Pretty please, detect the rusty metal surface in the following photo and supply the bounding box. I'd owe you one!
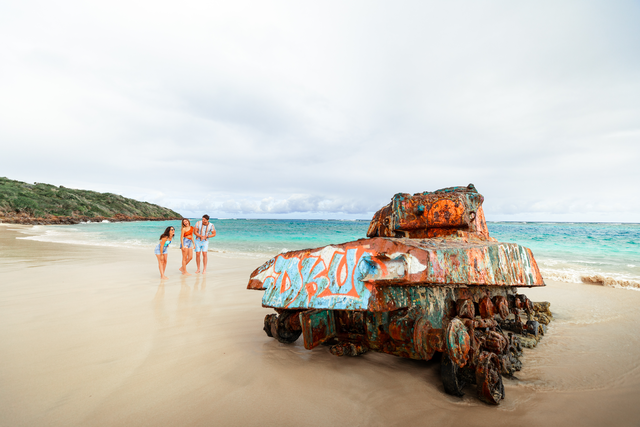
[300,309,336,350]
[476,352,504,404]
[247,184,551,405]
[367,184,492,240]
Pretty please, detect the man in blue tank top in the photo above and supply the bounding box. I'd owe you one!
[194,214,216,274]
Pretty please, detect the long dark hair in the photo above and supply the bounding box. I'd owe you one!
[160,226,175,240]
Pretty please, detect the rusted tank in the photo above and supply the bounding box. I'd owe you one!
[247,184,552,404]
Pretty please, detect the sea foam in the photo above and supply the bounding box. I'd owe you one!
[541,268,640,291]
[580,274,640,290]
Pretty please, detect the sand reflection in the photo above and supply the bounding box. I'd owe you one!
[151,275,210,328]
[152,280,168,325]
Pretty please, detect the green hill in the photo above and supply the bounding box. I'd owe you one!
[0,177,181,224]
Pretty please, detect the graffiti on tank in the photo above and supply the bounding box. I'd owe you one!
[260,246,383,309]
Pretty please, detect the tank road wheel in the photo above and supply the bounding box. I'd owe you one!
[503,341,523,376]
[441,353,466,397]
[269,311,302,344]
[445,318,470,367]
[476,351,505,405]
[263,314,276,337]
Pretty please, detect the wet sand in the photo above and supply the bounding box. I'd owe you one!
[1,225,640,426]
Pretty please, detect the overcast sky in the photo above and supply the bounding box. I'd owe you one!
[1,1,639,221]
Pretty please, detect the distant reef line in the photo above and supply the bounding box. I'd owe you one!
[0,177,182,225]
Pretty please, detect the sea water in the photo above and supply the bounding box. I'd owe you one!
[14,219,640,289]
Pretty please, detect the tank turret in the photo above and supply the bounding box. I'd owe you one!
[367,184,492,240]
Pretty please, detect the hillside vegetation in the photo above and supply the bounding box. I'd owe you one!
[0,177,181,223]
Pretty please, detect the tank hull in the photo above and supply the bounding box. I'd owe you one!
[248,236,543,312]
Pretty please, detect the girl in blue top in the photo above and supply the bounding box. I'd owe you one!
[155,226,175,279]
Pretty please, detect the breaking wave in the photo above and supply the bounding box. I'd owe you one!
[580,274,640,290]
[541,268,640,291]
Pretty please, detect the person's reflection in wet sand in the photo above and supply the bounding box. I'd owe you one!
[177,274,192,326]
[153,279,169,325]
[193,274,207,293]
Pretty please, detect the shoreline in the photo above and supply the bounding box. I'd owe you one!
[6,222,640,291]
[3,223,276,261]
[0,213,182,225]
[1,226,640,426]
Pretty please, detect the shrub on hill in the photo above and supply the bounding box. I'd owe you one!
[0,177,181,220]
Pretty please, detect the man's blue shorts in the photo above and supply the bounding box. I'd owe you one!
[195,239,209,253]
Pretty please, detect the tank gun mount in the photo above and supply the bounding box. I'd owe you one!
[367,184,492,240]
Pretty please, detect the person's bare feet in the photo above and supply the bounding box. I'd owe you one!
[202,270,206,275]
[195,269,201,274]
[179,266,185,273]
[182,271,192,276]
[161,275,168,280]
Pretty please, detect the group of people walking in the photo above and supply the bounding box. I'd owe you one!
[154,214,216,279]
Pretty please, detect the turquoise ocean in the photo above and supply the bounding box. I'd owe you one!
[16,219,640,290]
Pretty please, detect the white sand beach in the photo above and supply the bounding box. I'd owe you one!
[1,224,640,426]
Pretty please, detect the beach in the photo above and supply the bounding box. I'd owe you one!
[1,224,640,426]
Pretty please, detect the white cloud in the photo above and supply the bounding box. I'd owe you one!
[169,193,382,218]
[1,1,639,221]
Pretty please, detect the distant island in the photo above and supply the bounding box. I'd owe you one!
[0,177,182,225]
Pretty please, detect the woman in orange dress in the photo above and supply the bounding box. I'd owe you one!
[179,218,195,275]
